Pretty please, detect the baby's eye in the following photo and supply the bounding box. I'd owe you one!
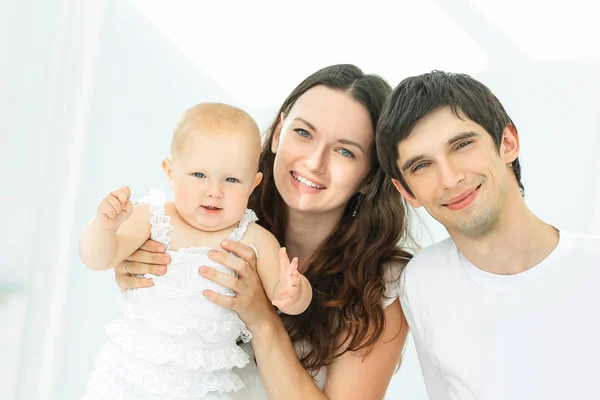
[192,172,206,178]
[225,177,239,183]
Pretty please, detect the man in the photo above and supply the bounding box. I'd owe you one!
[376,71,600,400]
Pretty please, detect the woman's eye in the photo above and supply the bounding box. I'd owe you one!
[337,148,355,158]
[295,128,311,138]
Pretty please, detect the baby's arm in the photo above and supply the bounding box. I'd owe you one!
[246,224,312,315]
[79,186,151,271]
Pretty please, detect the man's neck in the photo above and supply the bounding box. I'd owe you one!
[450,189,559,275]
[284,207,343,273]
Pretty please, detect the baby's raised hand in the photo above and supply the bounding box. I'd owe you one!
[272,247,302,309]
[96,186,133,231]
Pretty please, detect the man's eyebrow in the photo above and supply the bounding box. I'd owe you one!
[400,131,481,173]
[446,131,481,147]
[401,154,427,174]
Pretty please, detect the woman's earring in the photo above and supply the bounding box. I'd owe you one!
[352,193,365,217]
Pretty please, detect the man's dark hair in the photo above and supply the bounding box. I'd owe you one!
[376,70,524,197]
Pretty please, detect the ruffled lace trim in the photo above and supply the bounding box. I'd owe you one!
[139,190,258,252]
[87,342,246,398]
[84,350,266,400]
[105,319,250,370]
[139,188,174,250]
[121,297,252,343]
[227,209,258,242]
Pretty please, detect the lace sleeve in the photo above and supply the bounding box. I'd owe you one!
[139,188,173,250]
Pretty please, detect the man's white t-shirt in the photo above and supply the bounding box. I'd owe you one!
[400,230,600,400]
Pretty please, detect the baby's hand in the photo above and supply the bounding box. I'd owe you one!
[96,186,133,231]
[272,247,302,310]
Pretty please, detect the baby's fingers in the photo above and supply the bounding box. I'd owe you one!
[105,195,122,216]
[112,186,131,204]
[99,202,117,219]
[123,199,134,216]
[289,257,299,273]
[289,270,301,286]
[279,247,291,269]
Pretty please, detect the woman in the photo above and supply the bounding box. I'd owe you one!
[115,64,414,399]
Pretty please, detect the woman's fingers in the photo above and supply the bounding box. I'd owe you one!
[203,290,236,309]
[199,266,240,292]
[120,260,166,276]
[207,249,251,277]
[139,239,166,253]
[201,242,274,328]
[219,241,258,270]
[126,247,170,266]
[116,273,154,292]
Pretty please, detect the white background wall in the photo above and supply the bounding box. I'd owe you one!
[1,0,598,399]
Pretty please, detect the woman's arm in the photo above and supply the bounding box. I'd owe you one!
[251,309,328,399]
[201,242,408,399]
[323,299,408,400]
[201,241,327,400]
[253,299,407,400]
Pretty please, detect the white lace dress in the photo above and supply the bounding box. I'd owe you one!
[82,190,267,400]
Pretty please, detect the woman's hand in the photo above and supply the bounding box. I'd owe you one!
[114,239,170,291]
[200,240,275,329]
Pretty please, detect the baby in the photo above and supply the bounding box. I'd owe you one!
[79,103,312,399]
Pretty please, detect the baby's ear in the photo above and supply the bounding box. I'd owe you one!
[252,172,263,189]
[162,157,174,189]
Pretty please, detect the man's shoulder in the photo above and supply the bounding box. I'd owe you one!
[399,237,462,299]
[565,230,600,243]
[404,237,458,275]
[560,229,600,255]
[399,238,461,325]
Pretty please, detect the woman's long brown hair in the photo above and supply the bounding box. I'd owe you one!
[248,64,414,371]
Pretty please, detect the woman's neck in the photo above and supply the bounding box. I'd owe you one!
[284,207,343,272]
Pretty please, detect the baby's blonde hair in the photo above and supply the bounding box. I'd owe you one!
[170,102,261,167]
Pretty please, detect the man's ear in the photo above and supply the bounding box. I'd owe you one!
[391,178,422,208]
[501,123,520,165]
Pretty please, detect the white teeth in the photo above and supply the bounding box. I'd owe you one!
[292,172,324,189]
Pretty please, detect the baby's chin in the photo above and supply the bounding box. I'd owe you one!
[187,212,246,234]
